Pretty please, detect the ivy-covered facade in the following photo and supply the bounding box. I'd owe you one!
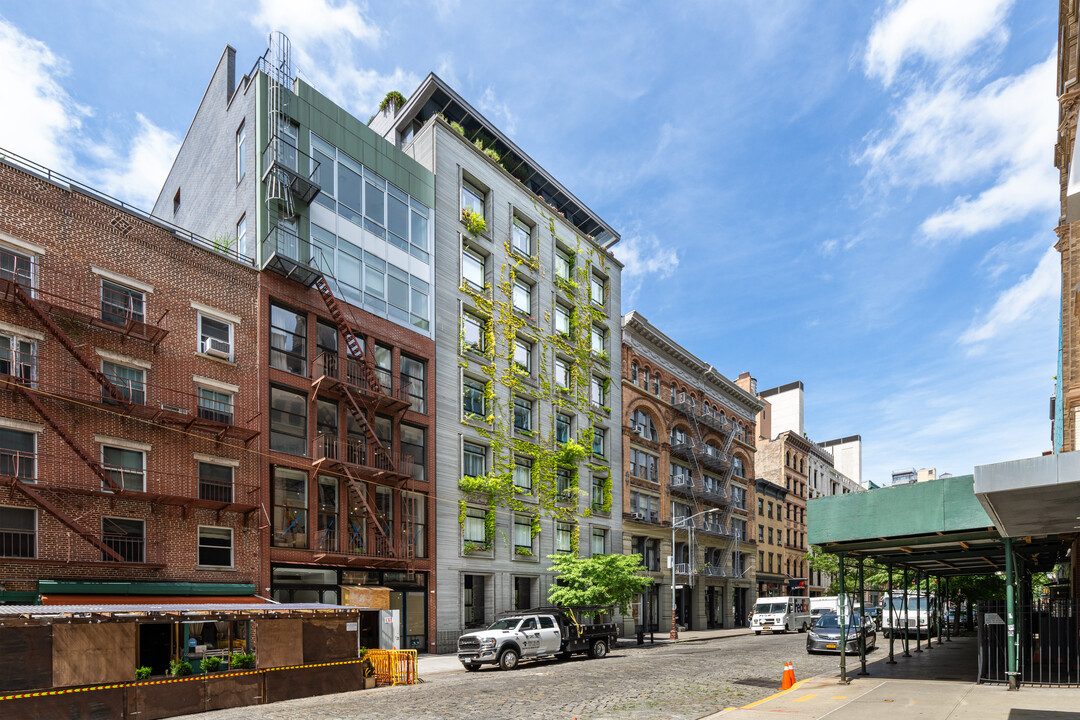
[378,76,623,647]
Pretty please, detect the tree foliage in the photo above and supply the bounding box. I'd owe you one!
[547,553,653,615]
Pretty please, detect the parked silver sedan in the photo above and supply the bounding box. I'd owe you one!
[806,613,877,654]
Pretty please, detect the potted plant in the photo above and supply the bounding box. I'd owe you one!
[228,652,254,669]
[463,541,489,555]
[169,659,192,677]
[135,666,152,681]
[515,546,534,557]
[200,656,222,674]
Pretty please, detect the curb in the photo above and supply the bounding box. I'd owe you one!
[716,676,813,715]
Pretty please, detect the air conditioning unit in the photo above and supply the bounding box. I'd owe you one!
[202,337,231,359]
[160,403,189,415]
[630,512,645,521]
[633,423,645,435]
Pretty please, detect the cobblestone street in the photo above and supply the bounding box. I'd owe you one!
[193,632,848,720]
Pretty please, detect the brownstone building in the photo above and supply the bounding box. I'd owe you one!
[620,312,762,635]
[0,153,263,606]
[751,431,809,596]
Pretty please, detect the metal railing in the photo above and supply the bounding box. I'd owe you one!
[0,527,35,558]
[262,133,322,205]
[311,352,411,405]
[313,434,413,477]
[672,401,733,435]
[101,533,146,563]
[0,148,254,264]
[198,475,234,504]
[0,448,36,480]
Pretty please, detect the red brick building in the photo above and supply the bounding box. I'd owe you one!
[0,155,263,605]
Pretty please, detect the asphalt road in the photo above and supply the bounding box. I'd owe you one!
[192,631,854,720]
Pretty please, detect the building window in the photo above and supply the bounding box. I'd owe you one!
[462,246,485,290]
[198,462,233,503]
[102,446,145,492]
[629,491,660,523]
[406,491,427,558]
[630,361,638,383]
[512,277,532,316]
[101,279,144,326]
[592,427,606,457]
[102,517,144,562]
[269,385,307,455]
[591,376,606,407]
[629,448,658,482]
[198,526,233,567]
[272,466,307,548]
[236,215,247,259]
[514,515,533,553]
[0,247,34,288]
[463,376,487,418]
[199,313,233,360]
[555,412,572,444]
[513,338,532,373]
[758,524,764,542]
[630,409,657,441]
[0,335,36,385]
[513,397,532,433]
[102,360,145,405]
[554,357,571,389]
[512,216,531,255]
[513,457,533,492]
[758,498,764,514]
[554,303,571,336]
[317,475,337,552]
[556,522,573,554]
[556,467,575,499]
[401,424,426,482]
[768,527,773,545]
[768,501,774,519]
[269,303,307,375]
[731,485,747,510]
[463,442,487,479]
[463,507,489,550]
[591,528,607,556]
[0,506,34,558]
[236,121,246,182]
[401,355,426,413]
[555,247,572,280]
[461,179,485,219]
[591,474,606,510]
[462,312,486,353]
[0,427,36,480]
[197,386,234,424]
[590,274,606,307]
[591,325,605,355]
[733,455,746,478]
[371,342,393,390]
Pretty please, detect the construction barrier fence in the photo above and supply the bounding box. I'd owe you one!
[365,649,418,686]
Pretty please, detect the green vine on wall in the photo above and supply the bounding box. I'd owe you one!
[456,197,614,558]
[462,208,487,236]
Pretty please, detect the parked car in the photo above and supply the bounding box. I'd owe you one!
[862,607,882,631]
[806,613,877,654]
[456,606,618,671]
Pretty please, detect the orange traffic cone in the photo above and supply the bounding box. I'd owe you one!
[781,661,796,690]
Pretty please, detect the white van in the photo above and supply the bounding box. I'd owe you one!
[810,595,856,623]
[751,596,812,634]
[881,592,937,638]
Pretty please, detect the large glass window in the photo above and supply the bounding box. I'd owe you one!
[0,506,34,558]
[555,413,571,444]
[273,467,308,548]
[590,274,606,307]
[462,312,486,353]
[461,179,485,217]
[0,427,35,480]
[198,461,233,503]
[0,248,33,287]
[591,376,606,407]
[555,303,571,336]
[270,303,307,375]
[462,246,485,290]
[464,507,488,549]
[592,427,606,457]
[591,528,607,556]
[512,278,531,315]
[101,279,144,326]
[102,361,145,405]
[554,357,571,389]
[0,335,36,385]
[235,122,246,182]
[512,217,531,255]
[514,515,532,552]
[556,467,575,498]
[198,526,233,567]
[629,448,658,482]
[555,522,573,554]
[513,457,533,492]
[102,517,144,562]
[317,475,337,552]
[555,248,571,281]
[463,376,486,417]
[591,474,606,510]
[401,424,426,482]
[513,397,532,433]
[197,387,233,424]
[463,442,486,478]
[270,385,307,455]
[102,446,144,492]
[591,325,605,355]
[406,492,427,558]
[513,339,531,373]
[630,409,657,441]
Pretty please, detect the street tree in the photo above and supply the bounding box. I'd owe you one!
[547,553,653,615]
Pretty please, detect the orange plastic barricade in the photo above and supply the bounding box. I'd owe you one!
[364,649,418,686]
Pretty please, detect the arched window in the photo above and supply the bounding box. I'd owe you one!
[631,361,638,383]
[785,452,791,467]
[732,455,746,478]
[799,458,804,473]
[642,367,649,389]
[630,408,658,442]
[703,401,710,417]
[670,383,676,403]
[671,426,690,446]
[652,376,659,395]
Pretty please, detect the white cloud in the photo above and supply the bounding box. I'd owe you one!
[960,246,1059,347]
[89,114,180,210]
[613,229,679,308]
[864,0,1014,87]
[253,0,418,118]
[478,86,517,136]
[0,16,88,169]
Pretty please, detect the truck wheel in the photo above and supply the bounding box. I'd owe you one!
[498,648,519,670]
[799,622,808,633]
[463,663,481,672]
[588,639,608,659]
[783,624,790,634]
[755,631,761,636]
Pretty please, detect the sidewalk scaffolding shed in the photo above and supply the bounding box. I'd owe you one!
[0,602,382,720]
[808,474,1076,689]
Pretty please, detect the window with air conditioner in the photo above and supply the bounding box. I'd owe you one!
[199,313,234,360]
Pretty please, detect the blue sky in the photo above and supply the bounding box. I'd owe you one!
[0,0,1060,484]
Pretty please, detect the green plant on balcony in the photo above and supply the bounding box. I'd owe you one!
[379,90,407,113]
[450,120,466,136]
[228,653,254,669]
[200,656,222,673]
[212,232,237,255]
[515,546,534,557]
[463,540,490,555]
[462,207,487,236]
[169,659,192,677]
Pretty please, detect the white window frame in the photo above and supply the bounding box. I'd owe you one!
[591,325,605,355]
[197,525,235,568]
[554,357,570,389]
[554,303,571,335]
[512,277,532,316]
[590,273,606,307]
[101,358,146,405]
[511,216,531,256]
[100,443,146,492]
[236,215,247,259]
[555,247,571,281]
[591,527,607,556]
[462,245,486,291]
[0,242,38,294]
[197,312,235,361]
[461,179,486,218]
[236,121,246,183]
[513,338,532,373]
[0,419,41,482]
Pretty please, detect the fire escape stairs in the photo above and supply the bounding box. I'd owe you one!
[341,466,413,561]
[685,405,741,577]
[11,480,125,562]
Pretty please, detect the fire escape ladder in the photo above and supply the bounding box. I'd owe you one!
[12,481,125,561]
[338,383,397,473]
[13,383,123,493]
[10,281,132,406]
[313,276,384,394]
[342,467,396,557]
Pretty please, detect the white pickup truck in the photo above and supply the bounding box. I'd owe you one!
[456,607,618,671]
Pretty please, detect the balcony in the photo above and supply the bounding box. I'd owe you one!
[672,401,733,436]
[1,352,258,443]
[312,433,413,482]
[0,451,259,514]
[669,439,731,473]
[311,351,411,413]
[623,511,663,526]
[699,520,733,539]
[700,565,733,578]
[262,133,322,205]
[668,475,729,507]
[261,224,323,287]
[0,250,169,345]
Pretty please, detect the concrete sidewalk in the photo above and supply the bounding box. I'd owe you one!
[708,635,1078,719]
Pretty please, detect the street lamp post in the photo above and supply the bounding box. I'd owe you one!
[670,506,719,640]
